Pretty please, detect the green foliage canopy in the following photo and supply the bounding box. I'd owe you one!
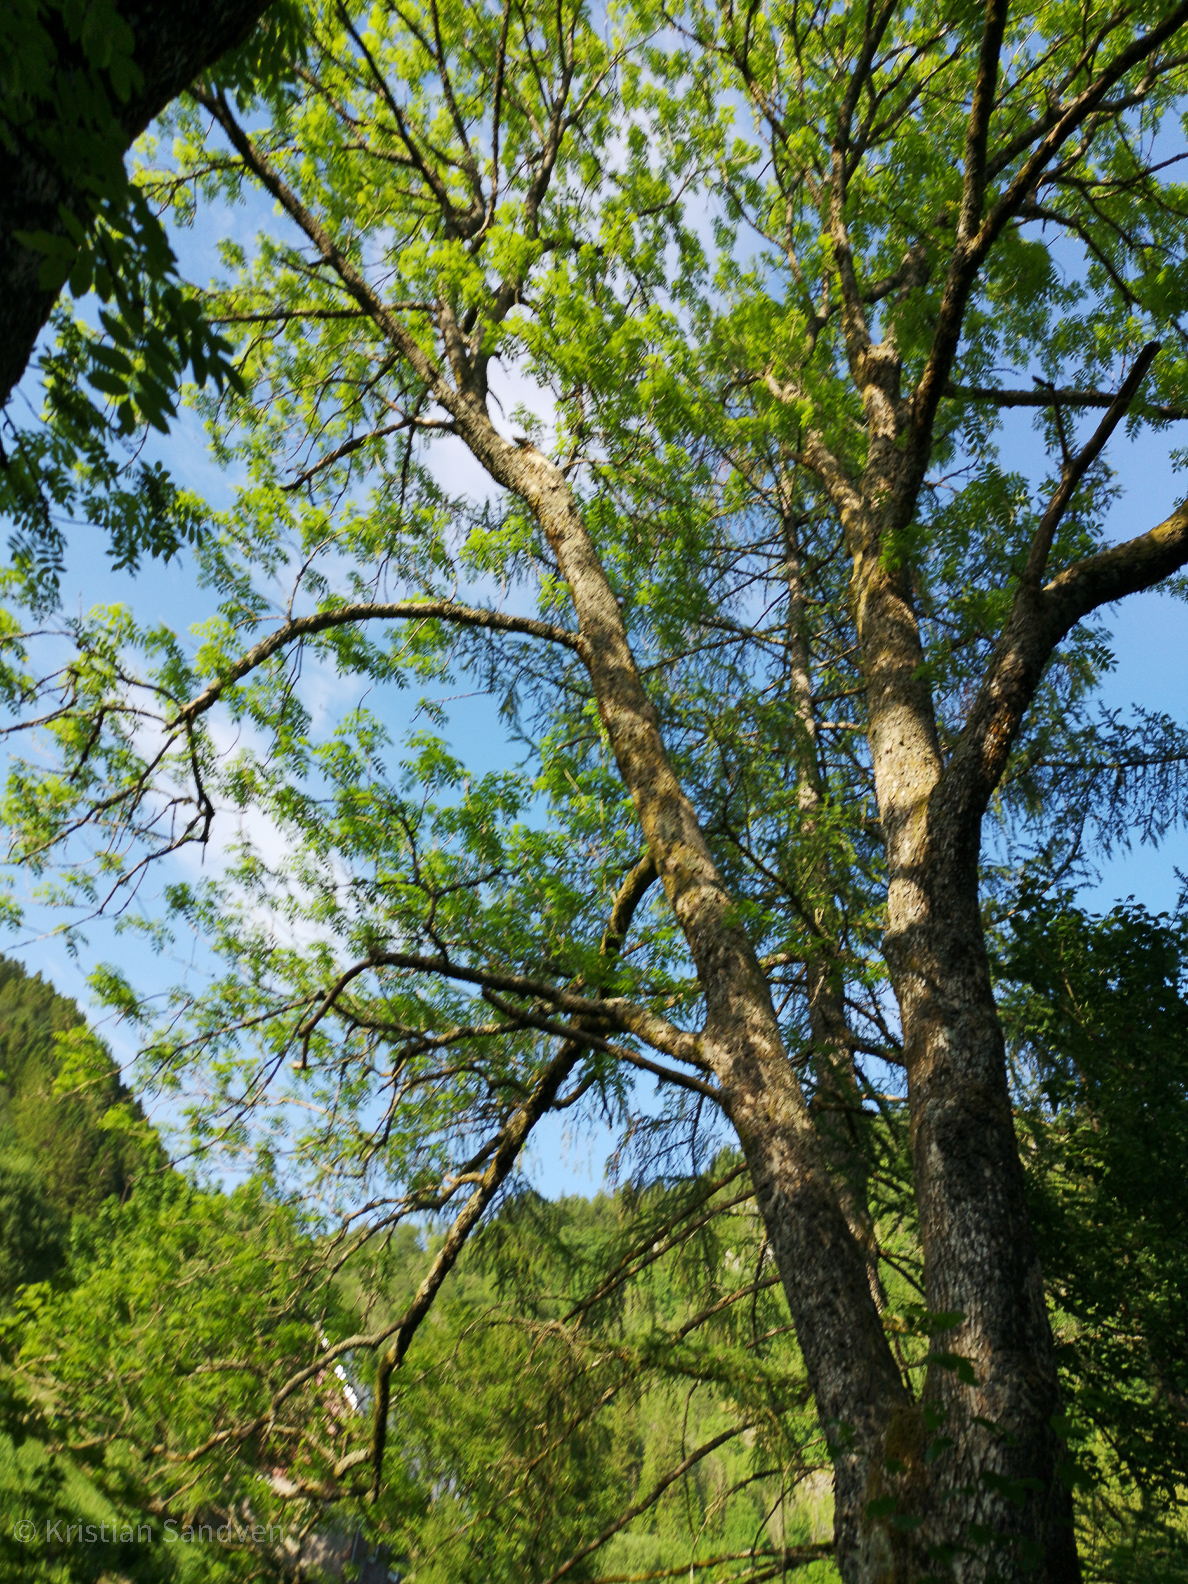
[3,0,1188,1577]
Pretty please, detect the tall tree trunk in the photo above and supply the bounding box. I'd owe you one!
[0,0,272,407]
[475,433,915,1584]
[894,835,1079,1582]
[850,497,1080,1582]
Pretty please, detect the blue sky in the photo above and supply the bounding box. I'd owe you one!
[5,172,1188,1200]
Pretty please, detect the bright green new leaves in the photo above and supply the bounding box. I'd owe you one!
[6,0,1188,1306]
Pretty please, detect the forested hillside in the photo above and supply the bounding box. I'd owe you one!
[0,950,160,1248]
[0,919,1186,1582]
[0,953,838,1584]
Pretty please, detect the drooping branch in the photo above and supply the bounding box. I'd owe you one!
[145,856,664,1492]
[175,598,585,726]
[2,596,586,894]
[362,850,659,1496]
[562,1179,754,1325]
[581,1546,835,1584]
[479,990,722,1099]
[540,1423,752,1584]
[365,947,697,1065]
[359,1033,585,1493]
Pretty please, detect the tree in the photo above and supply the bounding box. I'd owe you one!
[0,1156,66,1295]
[1,1170,351,1584]
[0,954,359,1583]
[0,960,169,1579]
[1001,897,1188,1580]
[0,0,279,408]
[0,956,161,1225]
[0,1,301,604]
[5,0,1188,1579]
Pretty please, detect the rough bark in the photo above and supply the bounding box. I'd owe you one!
[806,408,1086,1578]
[762,4,1188,1571]
[801,363,1188,1584]
[804,332,1087,1581]
[0,0,272,408]
[895,498,1188,1584]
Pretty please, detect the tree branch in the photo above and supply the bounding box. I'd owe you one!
[828,0,899,367]
[363,851,660,1496]
[0,0,275,406]
[367,948,699,1066]
[1045,495,1188,625]
[947,382,1188,421]
[362,1034,580,1496]
[542,1424,752,1584]
[281,416,456,490]
[175,599,585,727]
[956,0,1011,248]
[581,1545,834,1584]
[189,85,466,418]
[1022,340,1161,587]
[165,864,666,1488]
[910,0,1188,495]
[939,493,1188,833]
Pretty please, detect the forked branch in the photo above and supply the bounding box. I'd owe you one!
[910,0,1188,491]
[956,0,1010,247]
[1022,341,1161,588]
[941,488,1188,829]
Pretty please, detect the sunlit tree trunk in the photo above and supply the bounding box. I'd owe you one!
[460,426,916,1584]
